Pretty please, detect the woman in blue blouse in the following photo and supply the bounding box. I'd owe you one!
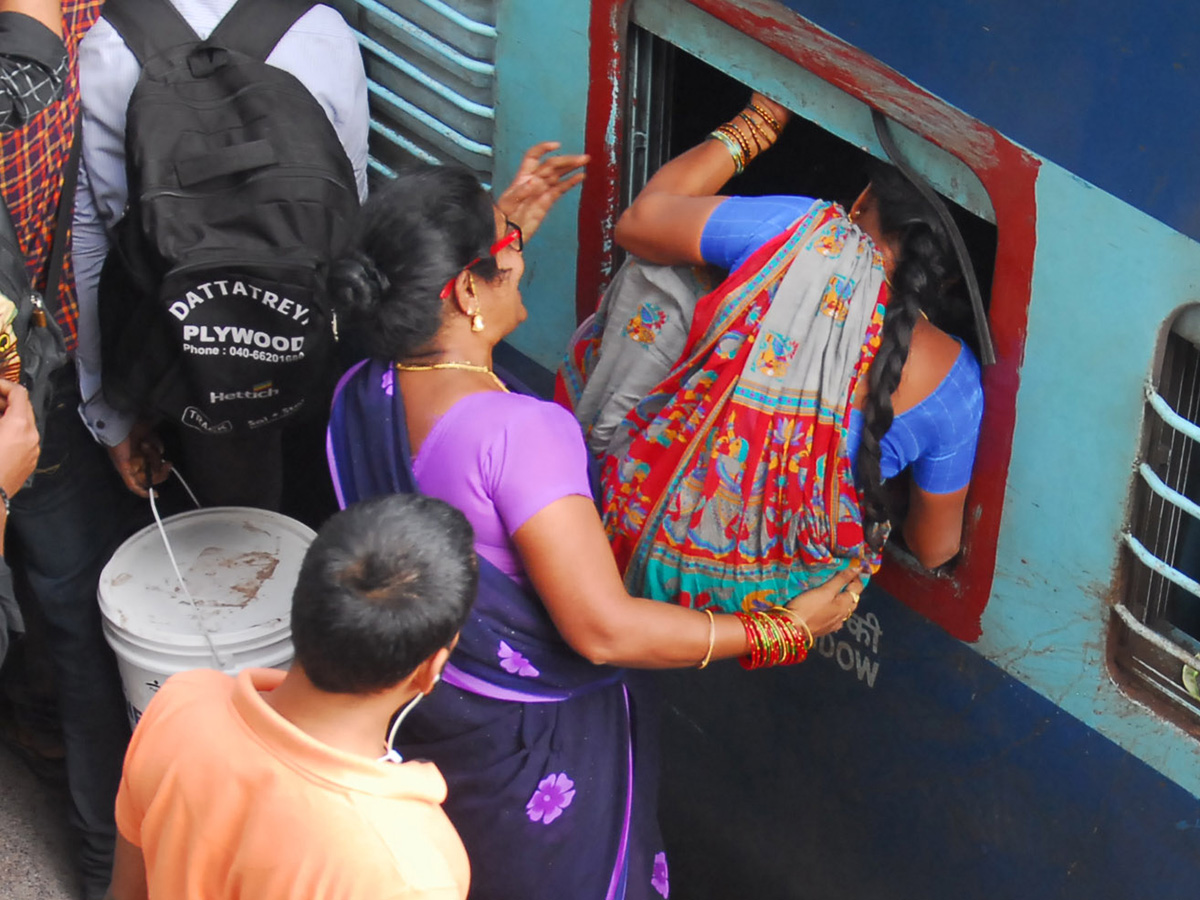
[562,93,983,611]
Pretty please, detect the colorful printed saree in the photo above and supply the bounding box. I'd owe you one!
[327,358,666,900]
[560,202,889,612]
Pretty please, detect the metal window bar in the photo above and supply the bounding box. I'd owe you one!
[338,0,497,188]
[1118,328,1200,719]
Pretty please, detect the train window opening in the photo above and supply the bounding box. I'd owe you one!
[1116,312,1200,726]
[622,31,997,358]
[622,29,998,570]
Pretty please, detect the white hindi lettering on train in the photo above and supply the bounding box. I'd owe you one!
[816,611,882,688]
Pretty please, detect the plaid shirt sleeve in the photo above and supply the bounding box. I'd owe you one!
[0,0,104,353]
[0,12,69,132]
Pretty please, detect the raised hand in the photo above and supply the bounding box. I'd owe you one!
[496,141,588,242]
[0,380,39,501]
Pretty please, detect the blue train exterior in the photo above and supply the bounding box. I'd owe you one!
[338,1,1200,896]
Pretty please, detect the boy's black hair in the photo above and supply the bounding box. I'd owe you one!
[291,493,477,694]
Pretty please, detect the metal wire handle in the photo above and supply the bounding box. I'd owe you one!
[148,468,228,669]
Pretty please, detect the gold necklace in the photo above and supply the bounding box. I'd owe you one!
[394,360,509,393]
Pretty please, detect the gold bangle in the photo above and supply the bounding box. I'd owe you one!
[748,102,782,137]
[775,606,815,651]
[717,123,753,162]
[737,111,773,152]
[697,608,716,669]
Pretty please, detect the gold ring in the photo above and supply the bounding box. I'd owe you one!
[846,589,861,606]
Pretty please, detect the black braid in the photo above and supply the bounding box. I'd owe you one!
[856,163,956,549]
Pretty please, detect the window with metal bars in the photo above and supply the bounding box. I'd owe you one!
[1115,312,1200,726]
[335,0,496,188]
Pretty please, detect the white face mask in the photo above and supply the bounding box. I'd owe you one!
[377,673,439,764]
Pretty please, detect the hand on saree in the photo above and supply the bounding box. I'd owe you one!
[785,565,864,638]
[496,141,588,242]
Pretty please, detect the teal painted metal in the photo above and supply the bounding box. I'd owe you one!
[357,32,495,120]
[493,0,593,370]
[342,0,497,183]
[982,161,1200,796]
[355,0,496,75]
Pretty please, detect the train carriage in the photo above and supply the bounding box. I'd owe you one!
[333,1,1200,896]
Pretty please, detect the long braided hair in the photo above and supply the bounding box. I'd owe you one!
[856,162,960,550]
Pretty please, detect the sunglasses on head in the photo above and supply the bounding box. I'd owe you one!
[439,219,524,300]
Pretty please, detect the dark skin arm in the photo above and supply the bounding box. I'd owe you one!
[514,495,863,668]
[104,834,148,900]
[614,92,790,264]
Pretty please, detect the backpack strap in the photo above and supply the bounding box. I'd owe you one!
[101,0,201,67]
[42,119,83,319]
[207,0,317,61]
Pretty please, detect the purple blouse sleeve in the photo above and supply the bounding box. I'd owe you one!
[486,396,594,535]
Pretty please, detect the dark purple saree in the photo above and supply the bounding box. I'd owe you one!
[327,359,667,900]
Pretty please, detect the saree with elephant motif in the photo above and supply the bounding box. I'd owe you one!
[560,201,889,612]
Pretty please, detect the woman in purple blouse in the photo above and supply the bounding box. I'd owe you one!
[325,153,860,900]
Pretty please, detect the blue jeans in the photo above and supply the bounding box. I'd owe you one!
[8,366,147,899]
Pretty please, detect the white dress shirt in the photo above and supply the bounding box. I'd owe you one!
[74,0,369,446]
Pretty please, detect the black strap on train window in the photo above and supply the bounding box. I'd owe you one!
[871,110,996,366]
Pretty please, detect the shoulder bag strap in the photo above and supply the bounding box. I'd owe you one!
[207,0,316,61]
[101,0,201,66]
[41,119,83,319]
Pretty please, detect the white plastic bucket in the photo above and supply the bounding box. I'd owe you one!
[98,507,316,726]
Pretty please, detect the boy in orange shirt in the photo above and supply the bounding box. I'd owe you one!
[104,494,476,900]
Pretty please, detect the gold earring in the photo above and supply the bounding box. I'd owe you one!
[466,272,476,296]
[470,309,485,333]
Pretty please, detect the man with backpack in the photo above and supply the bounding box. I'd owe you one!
[0,2,154,899]
[73,0,368,514]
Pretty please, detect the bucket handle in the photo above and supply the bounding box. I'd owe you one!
[148,468,230,669]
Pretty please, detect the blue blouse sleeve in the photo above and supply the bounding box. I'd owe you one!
[699,195,818,273]
[900,345,984,494]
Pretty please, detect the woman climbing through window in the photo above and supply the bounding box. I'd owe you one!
[560,93,984,612]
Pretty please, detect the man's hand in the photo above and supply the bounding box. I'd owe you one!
[0,379,39,499]
[495,141,588,242]
[106,421,170,498]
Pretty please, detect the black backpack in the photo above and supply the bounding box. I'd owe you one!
[97,0,360,435]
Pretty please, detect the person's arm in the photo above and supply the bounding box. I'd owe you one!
[0,0,61,36]
[895,338,983,569]
[614,92,790,265]
[902,484,969,569]
[513,494,861,668]
[0,380,40,555]
[103,834,148,900]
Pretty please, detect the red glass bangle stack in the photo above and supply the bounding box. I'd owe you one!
[734,607,813,669]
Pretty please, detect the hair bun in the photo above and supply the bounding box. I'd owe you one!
[328,252,390,317]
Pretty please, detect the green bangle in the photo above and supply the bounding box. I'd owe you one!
[708,128,746,175]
